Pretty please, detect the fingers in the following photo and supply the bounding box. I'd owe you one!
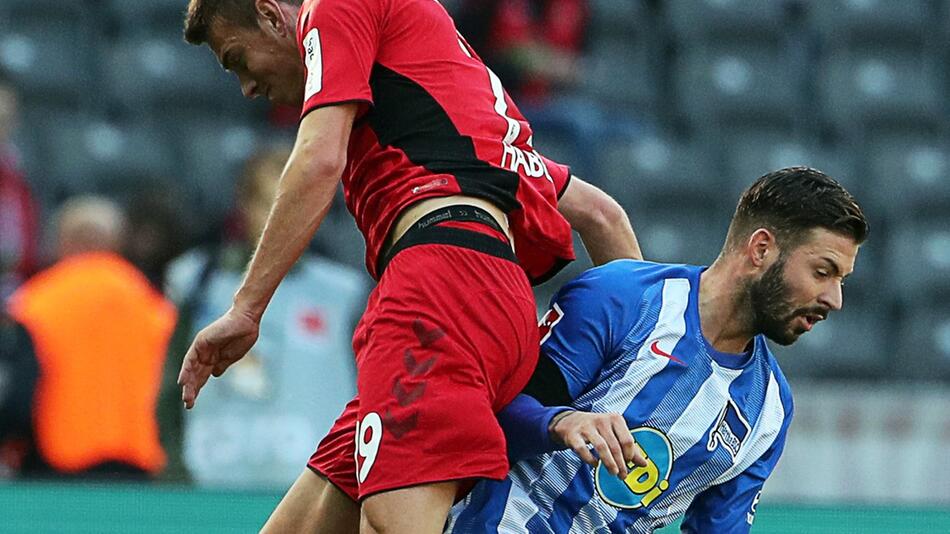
[565,434,597,467]
[178,338,214,410]
[586,430,625,479]
[611,414,646,468]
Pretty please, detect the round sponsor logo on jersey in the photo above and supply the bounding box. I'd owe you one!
[595,427,673,510]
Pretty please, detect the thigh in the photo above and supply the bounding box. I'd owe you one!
[261,468,360,534]
[360,481,459,534]
[353,244,539,500]
[308,396,361,501]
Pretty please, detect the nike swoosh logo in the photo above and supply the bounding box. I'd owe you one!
[650,340,686,365]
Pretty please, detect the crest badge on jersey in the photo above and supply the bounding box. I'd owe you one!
[303,29,322,100]
[538,303,564,345]
[707,398,751,460]
[595,427,673,510]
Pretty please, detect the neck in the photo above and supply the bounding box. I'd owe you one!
[699,256,756,354]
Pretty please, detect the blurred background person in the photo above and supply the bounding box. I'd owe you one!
[6,196,175,479]
[0,311,38,478]
[0,69,39,301]
[161,145,367,489]
[123,186,190,290]
[453,0,589,108]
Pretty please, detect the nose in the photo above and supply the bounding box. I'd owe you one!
[817,281,843,312]
[240,78,259,99]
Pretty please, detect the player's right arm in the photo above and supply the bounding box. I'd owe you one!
[558,176,642,265]
[178,104,358,409]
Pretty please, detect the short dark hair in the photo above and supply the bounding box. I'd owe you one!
[184,0,302,45]
[726,167,869,252]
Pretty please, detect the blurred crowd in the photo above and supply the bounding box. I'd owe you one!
[0,69,369,483]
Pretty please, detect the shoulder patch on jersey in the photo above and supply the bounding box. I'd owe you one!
[303,29,323,100]
[595,427,672,510]
[538,303,564,345]
[707,398,751,460]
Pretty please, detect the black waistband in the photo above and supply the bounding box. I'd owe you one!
[378,205,516,277]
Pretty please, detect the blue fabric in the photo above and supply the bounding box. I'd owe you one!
[498,394,572,463]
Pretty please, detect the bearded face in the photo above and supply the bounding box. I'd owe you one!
[747,255,830,346]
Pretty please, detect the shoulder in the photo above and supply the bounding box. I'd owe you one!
[565,259,699,299]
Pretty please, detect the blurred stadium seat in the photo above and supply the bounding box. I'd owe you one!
[45,117,178,197]
[588,0,643,38]
[896,303,950,380]
[0,2,95,108]
[600,132,723,208]
[864,132,950,215]
[635,199,730,266]
[887,213,950,304]
[665,0,787,43]
[818,46,942,133]
[771,292,890,378]
[103,37,245,117]
[673,43,801,132]
[177,121,263,219]
[107,0,189,37]
[724,133,860,200]
[584,36,656,112]
[807,0,934,46]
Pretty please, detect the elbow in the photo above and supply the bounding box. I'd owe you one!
[295,139,347,183]
[579,193,627,235]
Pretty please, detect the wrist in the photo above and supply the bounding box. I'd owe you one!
[232,290,265,323]
[547,409,577,445]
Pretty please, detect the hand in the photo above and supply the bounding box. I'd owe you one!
[549,410,647,479]
[178,306,260,409]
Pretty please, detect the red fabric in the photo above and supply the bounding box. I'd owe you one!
[296,0,574,283]
[0,150,38,286]
[308,242,539,500]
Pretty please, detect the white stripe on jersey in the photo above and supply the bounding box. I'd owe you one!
[666,363,743,457]
[591,279,691,415]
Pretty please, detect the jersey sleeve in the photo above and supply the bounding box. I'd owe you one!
[680,401,794,534]
[539,262,642,398]
[540,154,571,199]
[297,0,382,118]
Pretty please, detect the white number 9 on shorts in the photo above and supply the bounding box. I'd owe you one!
[355,412,383,484]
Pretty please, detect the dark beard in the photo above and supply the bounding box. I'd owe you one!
[748,257,804,346]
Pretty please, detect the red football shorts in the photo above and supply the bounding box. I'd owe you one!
[308,218,539,501]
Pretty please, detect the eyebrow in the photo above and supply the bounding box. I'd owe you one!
[819,256,848,278]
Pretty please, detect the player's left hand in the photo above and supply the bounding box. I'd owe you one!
[549,410,648,479]
[178,306,260,409]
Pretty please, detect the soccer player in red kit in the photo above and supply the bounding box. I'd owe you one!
[177,0,640,532]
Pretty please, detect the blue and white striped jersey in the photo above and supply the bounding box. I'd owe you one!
[447,260,794,533]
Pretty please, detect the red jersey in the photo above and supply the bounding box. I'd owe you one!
[296,0,575,283]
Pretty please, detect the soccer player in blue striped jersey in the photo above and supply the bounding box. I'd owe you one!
[447,167,869,533]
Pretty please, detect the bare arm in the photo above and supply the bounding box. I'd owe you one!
[558,176,642,265]
[178,103,357,408]
[233,104,357,319]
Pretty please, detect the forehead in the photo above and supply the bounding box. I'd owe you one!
[787,228,860,272]
[206,17,259,57]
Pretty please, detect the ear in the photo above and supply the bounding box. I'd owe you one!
[746,228,776,269]
[255,0,290,36]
